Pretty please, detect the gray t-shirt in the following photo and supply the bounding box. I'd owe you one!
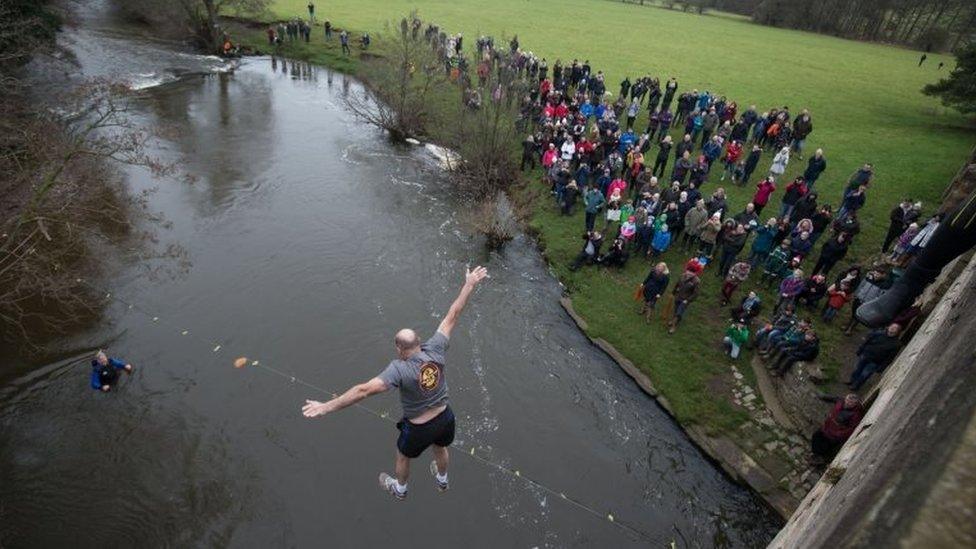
[378,332,449,419]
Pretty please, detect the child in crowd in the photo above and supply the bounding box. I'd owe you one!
[822,282,852,322]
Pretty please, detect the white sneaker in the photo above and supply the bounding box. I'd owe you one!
[429,460,449,492]
[378,473,406,500]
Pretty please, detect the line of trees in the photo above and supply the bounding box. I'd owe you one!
[746,0,976,51]
[622,0,976,51]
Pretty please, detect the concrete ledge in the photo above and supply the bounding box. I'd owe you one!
[559,296,798,519]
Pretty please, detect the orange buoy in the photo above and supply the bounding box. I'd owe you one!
[233,357,248,369]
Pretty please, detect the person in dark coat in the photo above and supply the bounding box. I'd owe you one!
[848,323,902,390]
[741,145,762,186]
[882,199,914,253]
[803,149,827,189]
[813,233,850,275]
[520,134,539,171]
[770,330,820,375]
[811,394,864,461]
[791,192,818,226]
[791,110,813,157]
[718,223,748,276]
[797,273,828,309]
[639,262,670,321]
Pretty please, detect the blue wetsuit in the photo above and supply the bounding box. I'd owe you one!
[90,358,127,390]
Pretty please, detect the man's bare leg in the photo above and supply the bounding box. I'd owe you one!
[395,451,411,485]
[432,445,449,475]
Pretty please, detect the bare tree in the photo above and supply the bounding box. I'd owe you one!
[342,17,447,142]
[446,61,522,197]
[0,80,180,349]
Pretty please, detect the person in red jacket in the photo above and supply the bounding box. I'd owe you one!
[721,140,743,182]
[752,176,777,216]
[539,78,551,101]
[811,394,864,462]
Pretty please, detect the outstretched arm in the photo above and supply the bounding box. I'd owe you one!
[437,266,489,338]
[302,377,387,418]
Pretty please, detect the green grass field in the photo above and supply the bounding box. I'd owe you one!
[258,0,976,434]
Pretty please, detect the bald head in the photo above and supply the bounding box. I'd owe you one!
[394,329,421,357]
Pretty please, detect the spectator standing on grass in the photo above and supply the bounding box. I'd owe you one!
[791,192,818,228]
[718,223,748,276]
[798,273,828,309]
[810,204,834,243]
[668,261,702,334]
[682,199,708,250]
[882,199,917,253]
[701,107,719,147]
[583,184,605,231]
[752,176,777,216]
[779,176,808,220]
[848,323,903,390]
[790,231,814,261]
[813,232,850,276]
[890,222,920,265]
[662,77,678,111]
[640,262,670,321]
[324,20,332,39]
[657,109,673,140]
[520,135,537,171]
[803,149,827,189]
[791,110,813,157]
[626,98,640,130]
[653,135,672,178]
[651,223,672,256]
[741,144,762,186]
[702,136,723,171]
[837,185,867,220]
[749,217,778,267]
[721,139,743,181]
[811,394,864,462]
[847,163,875,195]
[340,30,350,55]
[777,269,806,312]
[675,134,694,161]
[561,181,580,216]
[761,239,791,287]
[769,146,790,178]
[720,260,751,306]
[822,282,852,322]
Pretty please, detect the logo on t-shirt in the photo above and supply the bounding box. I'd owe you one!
[419,362,441,392]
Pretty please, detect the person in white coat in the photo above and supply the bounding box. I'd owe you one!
[769,146,790,177]
[560,137,576,162]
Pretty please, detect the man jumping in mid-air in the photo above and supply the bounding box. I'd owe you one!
[302,265,489,499]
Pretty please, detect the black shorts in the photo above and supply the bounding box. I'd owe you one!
[396,406,455,459]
